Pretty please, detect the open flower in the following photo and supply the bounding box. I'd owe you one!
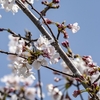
[0,0,19,14]
[67,22,80,33]
[32,57,48,70]
[34,35,53,50]
[25,87,36,100]
[47,84,62,100]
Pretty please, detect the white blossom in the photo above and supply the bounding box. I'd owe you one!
[25,87,36,100]
[1,74,20,87]
[34,35,59,65]
[47,84,62,100]
[32,57,48,70]
[8,34,35,79]
[0,0,19,14]
[50,53,60,64]
[70,22,80,33]
[20,76,34,86]
[0,0,34,14]
[11,94,18,100]
[47,84,54,93]
[34,35,53,50]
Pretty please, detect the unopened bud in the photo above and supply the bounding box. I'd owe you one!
[43,18,53,24]
[52,0,60,3]
[62,40,69,48]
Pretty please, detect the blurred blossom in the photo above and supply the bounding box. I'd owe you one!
[0,0,19,14]
[1,74,35,88]
[20,76,34,86]
[8,34,35,78]
[32,57,48,70]
[0,0,34,14]
[1,74,20,88]
[47,84,62,100]
[37,87,45,98]
[25,87,36,100]
[11,94,18,100]
[0,73,41,99]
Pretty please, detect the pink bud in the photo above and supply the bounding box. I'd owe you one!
[44,18,53,24]
[73,90,81,97]
[62,40,69,48]
[53,0,60,3]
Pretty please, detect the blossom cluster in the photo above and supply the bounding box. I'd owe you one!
[52,55,100,99]
[8,34,35,79]
[0,0,34,15]
[46,54,100,99]
[44,18,80,39]
[8,34,60,79]
[0,73,44,100]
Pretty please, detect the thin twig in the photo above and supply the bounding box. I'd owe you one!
[37,70,43,100]
[3,28,37,42]
[57,30,60,40]
[25,0,57,42]
[77,81,84,100]
[42,65,75,77]
[0,50,27,59]
[93,75,100,84]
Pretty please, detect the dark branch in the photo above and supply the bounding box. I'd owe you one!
[37,70,43,100]
[42,65,75,77]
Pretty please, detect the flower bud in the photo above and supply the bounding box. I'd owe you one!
[62,40,69,48]
[43,18,53,24]
[52,0,60,3]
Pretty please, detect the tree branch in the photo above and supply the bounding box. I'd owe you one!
[15,1,99,99]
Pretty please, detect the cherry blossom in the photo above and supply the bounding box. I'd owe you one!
[0,0,34,14]
[0,0,19,14]
[34,35,53,51]
[43,45,60,64]
[67,22,80,33]
[11,94,18,100]
[1,74,20,88]
[25,87,36,100]
[8,34,35,78]
[47,84,62,100]
[32,57,48,70]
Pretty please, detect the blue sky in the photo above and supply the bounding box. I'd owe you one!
[0,0,100,100]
